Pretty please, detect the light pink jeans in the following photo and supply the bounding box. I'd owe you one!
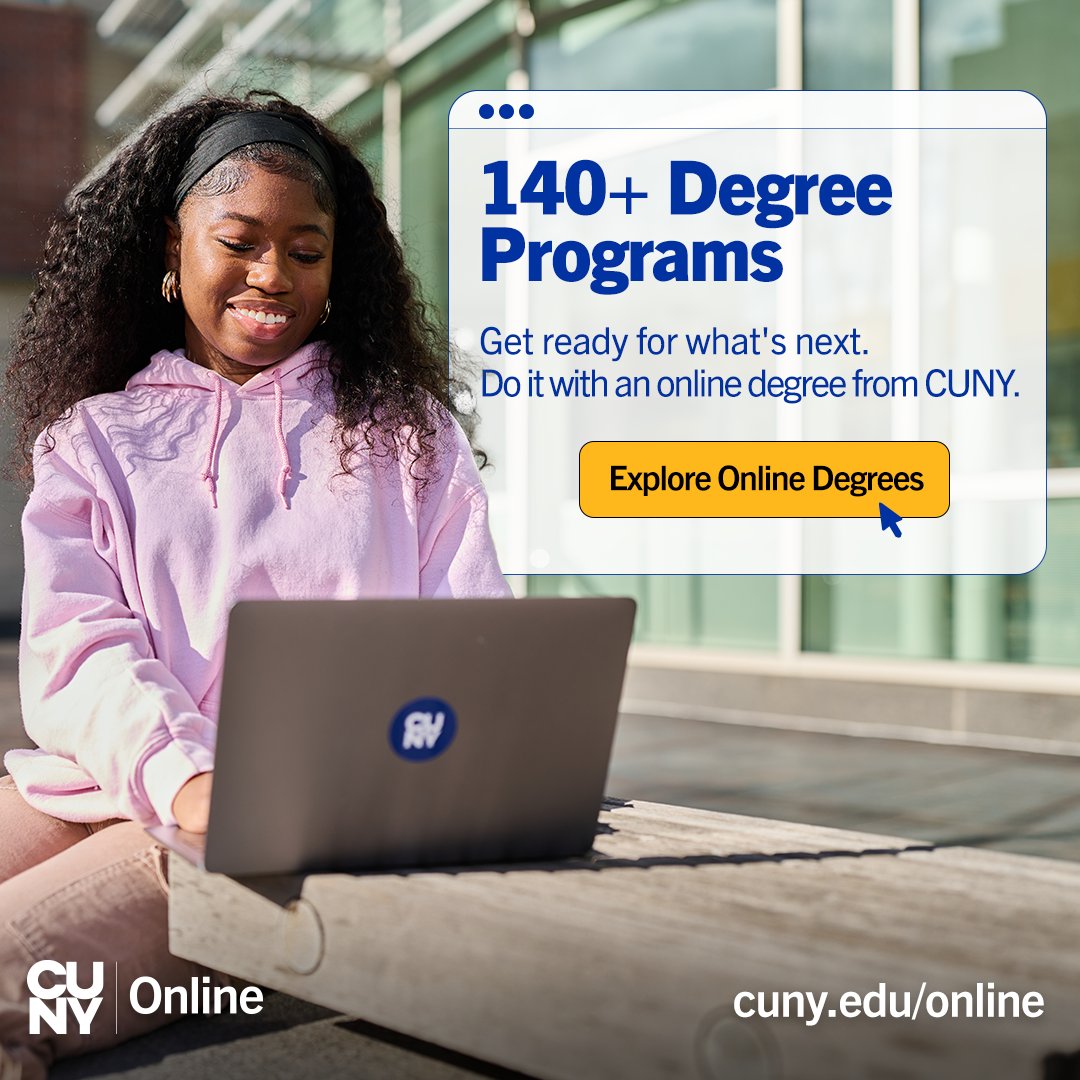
[0,775,226,1078]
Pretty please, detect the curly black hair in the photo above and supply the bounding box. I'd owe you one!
[5,91,475,488]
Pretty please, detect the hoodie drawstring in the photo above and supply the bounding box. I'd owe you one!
[200,380,224,509]
[273,367,293,509]
[199,370,295,510]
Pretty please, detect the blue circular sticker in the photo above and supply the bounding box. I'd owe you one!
[388,697,457,761]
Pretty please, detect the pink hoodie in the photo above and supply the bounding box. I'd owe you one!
[5,343,510,826]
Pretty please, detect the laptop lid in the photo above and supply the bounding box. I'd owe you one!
[201,597,635,875]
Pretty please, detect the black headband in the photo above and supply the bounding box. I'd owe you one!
[171,112,338,212]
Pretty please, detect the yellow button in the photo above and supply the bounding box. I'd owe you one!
[579,441,950,518]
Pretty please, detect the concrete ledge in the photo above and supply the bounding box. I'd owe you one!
[625,647,1080,754]
[168,801,1080,1080]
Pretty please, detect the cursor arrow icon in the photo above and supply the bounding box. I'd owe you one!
[879,502,903,538]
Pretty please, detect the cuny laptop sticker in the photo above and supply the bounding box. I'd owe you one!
[389,697,458,760]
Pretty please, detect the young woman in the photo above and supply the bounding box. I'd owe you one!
[0,93,509,1077]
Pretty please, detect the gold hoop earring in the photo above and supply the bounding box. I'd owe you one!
[161,269,180,304]
[319,298,331,325]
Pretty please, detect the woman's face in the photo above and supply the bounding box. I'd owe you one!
[165,164,334,383]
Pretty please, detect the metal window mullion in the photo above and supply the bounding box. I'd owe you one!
[777,0,803,91]
[508,0,531,592]
[382,0,403,237]
[776,0,803,659]
[382,80,403,236]
[893,0,920,91]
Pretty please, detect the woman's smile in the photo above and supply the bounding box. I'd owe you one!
[226,300,297,339]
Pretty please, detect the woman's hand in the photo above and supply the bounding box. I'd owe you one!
[171,772,214,833]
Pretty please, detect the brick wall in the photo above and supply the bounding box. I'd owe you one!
[0,3,86,275]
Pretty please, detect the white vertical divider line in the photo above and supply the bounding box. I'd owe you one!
[504,71,532,580]
[893,0,920,93]
[777,0,803,91]
[382,0,403,237]
[778,574,803,659]
[505,41,531,593]
[890,2,931,662]
[891,0,921,590]
[382,80,403,237]
[890,161,921,442]
[777,115,805,656]
[776,0,804,659]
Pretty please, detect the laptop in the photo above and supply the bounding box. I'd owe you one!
[148,597,636,876]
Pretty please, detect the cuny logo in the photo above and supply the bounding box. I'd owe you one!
[27,961,103,1035]
[389,697,457,760]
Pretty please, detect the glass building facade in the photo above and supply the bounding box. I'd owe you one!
[89,0,1079,673]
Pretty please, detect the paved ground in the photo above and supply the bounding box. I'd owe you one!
[0,640,1076,1076]
[608,710,1080,863]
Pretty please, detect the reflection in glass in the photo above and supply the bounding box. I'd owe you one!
[803,0,892,90]
[531,0,777,91]
[923,0,1080,468]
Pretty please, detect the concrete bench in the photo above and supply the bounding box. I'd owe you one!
[168,799,1080,1079]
